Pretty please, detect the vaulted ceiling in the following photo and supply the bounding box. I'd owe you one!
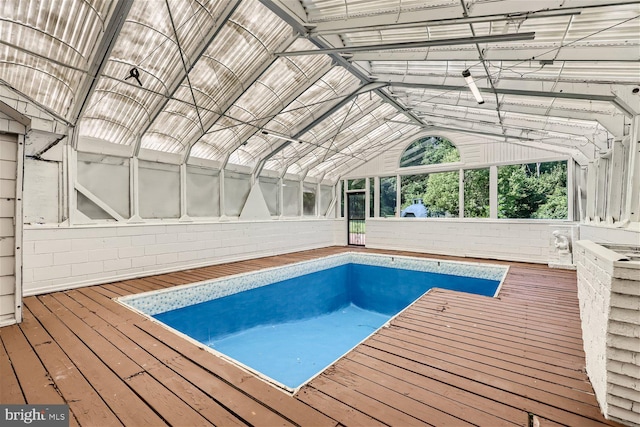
[1,0,638,180]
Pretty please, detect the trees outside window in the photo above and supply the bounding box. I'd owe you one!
[379,176,397,217]
[498,161,567,219]
[464,168,490,218]
[401,172,459,217]
[400,136,460,167]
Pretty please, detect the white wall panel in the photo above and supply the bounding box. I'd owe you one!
[23,219,343,296]
[0,133,17,325]
[139,161,180,218]
[23,158,60,224]
[345,132,566,178]
[366,218,575,264]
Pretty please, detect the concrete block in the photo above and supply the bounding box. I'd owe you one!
[608,405,640,425]
[608,348,638,364]
[609,321,640,338]
[103,258,132,272]
[612,278,640,296]
[156,253,178,265]
[88,248,118,261]
[611,293,640,311]
[608,371,640,390]
[24,253,53,268]
[102,236,132,249]
[607,359,640,377]
[608,383,640,402]
[71,261,103,276]
[607,394,633,411]
[156,233,178,244]
[610,308,640,325]
[131,255,156,268]
[33,265,71,281]
[72,238,103,252]
[130,234,156,246]
[53,251,89,265]
[34,239,72,254]
[118,246,145,259]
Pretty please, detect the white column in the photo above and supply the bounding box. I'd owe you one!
[365,177,370,218]
[459,168,464,218]
[374,176,380,218]
[395,174,401,217]
[624,116,640,223]
[128,156,143,222]
[490,165,498,219]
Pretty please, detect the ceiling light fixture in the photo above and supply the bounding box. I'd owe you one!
[261,130,303,143]
[462,69,484,104]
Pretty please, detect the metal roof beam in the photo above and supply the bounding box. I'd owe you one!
[260,0,426,128]
[280,102,386,173]
[176,32,299,162]
[140,0,242,138]
[350,45,640,62]
[220,60,335,167]
[406,97,623,139]
[299,111,406,175]
[308,1,639,35]
[409,101,610,142]
[69,0,134,125]
[324,128,424,177]
[252,82,385,177]
[379,75,639,116]
[276,33,536,57]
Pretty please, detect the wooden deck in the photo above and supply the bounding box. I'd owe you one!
[0,247,623,426]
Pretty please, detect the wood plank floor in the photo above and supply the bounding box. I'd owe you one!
[0,247,624,427]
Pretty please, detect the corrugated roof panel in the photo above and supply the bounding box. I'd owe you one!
[311,116,417,178]
[0,0,111,117]
[140,1,293,155]
[304,0,458,22]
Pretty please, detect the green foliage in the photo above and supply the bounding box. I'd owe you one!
[423,171,459,216]
[498,161,567,219]
[379,176,397,217]
[464,168,490,218]
[400,136,460,167]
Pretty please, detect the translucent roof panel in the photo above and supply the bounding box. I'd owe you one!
[79,0,235,147]
[191,39,333,166]
[309,115,419,179]
[265,92,383,173]
[290,103,399,175]
[0,0,112,117]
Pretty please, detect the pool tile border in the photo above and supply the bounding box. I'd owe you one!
[118,253,509,316]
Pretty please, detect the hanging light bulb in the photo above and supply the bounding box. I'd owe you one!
[462,69,484,104]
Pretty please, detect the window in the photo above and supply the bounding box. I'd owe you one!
[348,178,365,190]
[319,185,333,216]
[400,172,459,218]
[369,177,374,217]
[400,136,460,167]
[379,176,397,217]
[283,180,300,216]
[259,177,280,216]
[303,182,316,216]
[464,168,490,218]
[498,161,567,219]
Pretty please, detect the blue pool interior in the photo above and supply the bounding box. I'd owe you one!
[151,262,501,390]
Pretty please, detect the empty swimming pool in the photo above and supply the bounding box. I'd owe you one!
[119,253,508,392]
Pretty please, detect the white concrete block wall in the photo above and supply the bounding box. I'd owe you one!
[365,218,573,263]
[575,240,640,427]
[23,219,343,296]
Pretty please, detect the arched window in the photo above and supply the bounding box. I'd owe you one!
[399,136,460,167]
